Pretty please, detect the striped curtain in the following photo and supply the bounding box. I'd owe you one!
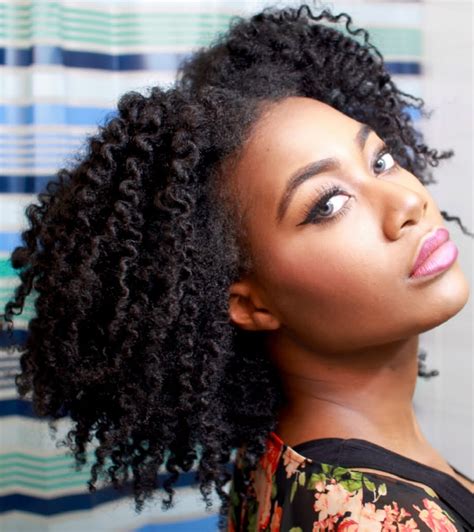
[2,1,470,531]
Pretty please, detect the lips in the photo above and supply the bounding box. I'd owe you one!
[410,227,451,277]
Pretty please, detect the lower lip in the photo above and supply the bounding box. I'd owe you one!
[410,240,459,279]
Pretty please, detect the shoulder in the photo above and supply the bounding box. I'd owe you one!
[228,434,463,531]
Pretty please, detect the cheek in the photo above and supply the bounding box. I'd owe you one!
[255,233,408,351]
[265,238,379,316]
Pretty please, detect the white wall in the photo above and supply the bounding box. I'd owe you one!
[414,0,473,478]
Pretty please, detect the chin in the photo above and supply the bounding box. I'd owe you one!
[421,262,470,329]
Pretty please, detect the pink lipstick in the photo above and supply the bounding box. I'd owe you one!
[409,227,458,279]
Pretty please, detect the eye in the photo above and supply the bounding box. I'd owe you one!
[299,185,351,226]
[374,151,396,174]
[315,195,348,219]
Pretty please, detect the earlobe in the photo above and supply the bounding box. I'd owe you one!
[228,280,280,331]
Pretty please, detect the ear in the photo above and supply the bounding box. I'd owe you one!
[228,279,281,331]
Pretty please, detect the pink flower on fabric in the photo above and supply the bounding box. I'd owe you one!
[381,501,419,531]
[314,479,326,493]
[312,515,340,531]
[313,480,363,521]
[398,519,421,531]
[337,518,359,531]
[413,499,457,532]
[358,502,389,531]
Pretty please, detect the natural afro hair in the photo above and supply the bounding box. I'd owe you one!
[1,4,472,530]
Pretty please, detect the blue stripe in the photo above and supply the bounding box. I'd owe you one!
[0,175,51,193]
[0,476,205,515]
[0,330,28,347]
[0,46,189,70]
[388,61,421,75]
[0,102,422,127]
[0,399,34,417]
[0,233,23,251]
[135,516,219,532]
[0,45,419,75]
[0,398,72,418]
[0,104,117,126]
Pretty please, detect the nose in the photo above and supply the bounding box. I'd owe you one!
[380,181,428,241]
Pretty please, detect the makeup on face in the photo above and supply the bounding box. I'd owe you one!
[409,228,459,280]
[229,96,469,356]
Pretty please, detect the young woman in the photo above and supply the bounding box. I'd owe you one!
[2,4,473,531]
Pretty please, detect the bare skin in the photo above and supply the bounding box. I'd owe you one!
[226,96,472,492]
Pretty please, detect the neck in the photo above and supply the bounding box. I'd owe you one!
[269,334,430,454]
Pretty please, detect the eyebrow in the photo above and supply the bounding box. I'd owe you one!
[275,123,374,224]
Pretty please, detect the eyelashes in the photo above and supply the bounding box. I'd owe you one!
[298,184,350,227]
[298,144,398,226]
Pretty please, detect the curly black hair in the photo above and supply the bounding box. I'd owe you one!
[1,4,472,529]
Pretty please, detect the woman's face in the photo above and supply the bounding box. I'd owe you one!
[228,96,470,356]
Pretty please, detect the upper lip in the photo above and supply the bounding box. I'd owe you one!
[410,226,450,276]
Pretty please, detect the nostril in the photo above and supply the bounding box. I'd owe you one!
[402,219,417,229]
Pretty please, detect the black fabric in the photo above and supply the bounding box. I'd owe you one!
[292,437,474,529]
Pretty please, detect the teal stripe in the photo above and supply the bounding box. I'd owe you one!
[1,461,93,473]
[0,477,93,490]
[368,27,421,57]
[1,467,92,481]
[0,259,16,279]
[0,309,34,321]
[0,451,80,465]
[0,286,34,295]
[3,15,231,28]
[0,311,34,320]
[0,3,422,57]
[0,282,37,321]
[0,32,221,47]
[0,451,96,464]
[0,29,422,57]
[0,31,422,58]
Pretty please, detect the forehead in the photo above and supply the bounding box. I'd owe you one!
[243,96,363,165]
[257,96,358,140]
[230,96,362,220]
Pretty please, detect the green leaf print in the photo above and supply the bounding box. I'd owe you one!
[339,478,363,493]
[378,483,387,496]
[421,485,437,498]
[321,463,333,475]
[298,471,306,486]
[289,528,303,532]
[333,466,351,479]
[247,511,257,531]
[349,470,363,481]
[363,477,376,492]
[307,472,326,489]
[290,478,298,502]
[271,476,277,499]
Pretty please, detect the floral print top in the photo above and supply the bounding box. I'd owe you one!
[227,431,474,531]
